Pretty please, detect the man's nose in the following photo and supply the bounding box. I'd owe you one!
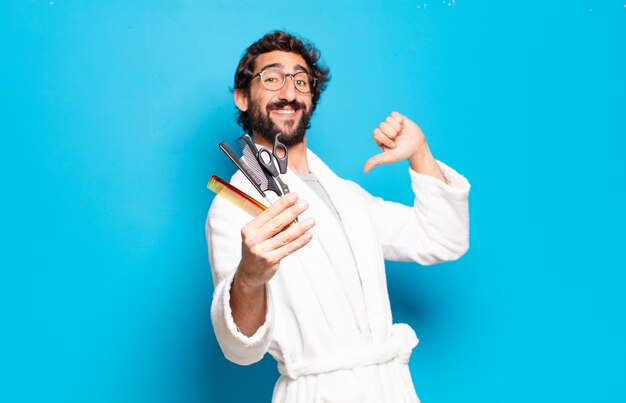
[277,76,297,101]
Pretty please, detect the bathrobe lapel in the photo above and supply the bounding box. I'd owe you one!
[280,170,369,343]
[305,150,393,343]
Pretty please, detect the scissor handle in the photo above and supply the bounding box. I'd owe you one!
[273,134,288,174]
[258,148,279,177]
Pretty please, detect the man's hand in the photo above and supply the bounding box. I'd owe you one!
[364,112,446,183]
[364,112,425,172]
[237,192,314,288]
[230,192,315,335]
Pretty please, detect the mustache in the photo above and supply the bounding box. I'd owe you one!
[266,100,307,111]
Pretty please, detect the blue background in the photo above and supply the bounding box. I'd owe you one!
[2,1,625,402]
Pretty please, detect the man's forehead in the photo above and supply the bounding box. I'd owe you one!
[253,51,310,72]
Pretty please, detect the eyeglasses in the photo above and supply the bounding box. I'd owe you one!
[252,68,317,94]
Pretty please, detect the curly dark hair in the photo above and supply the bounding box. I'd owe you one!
[233,30,331,133]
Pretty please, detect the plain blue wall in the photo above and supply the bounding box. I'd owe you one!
[2,1,625,402]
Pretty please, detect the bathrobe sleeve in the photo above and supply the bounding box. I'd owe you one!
[350,160,470,265]
[206,192,275,365]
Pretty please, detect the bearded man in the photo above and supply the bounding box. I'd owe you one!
[206,30,470,402]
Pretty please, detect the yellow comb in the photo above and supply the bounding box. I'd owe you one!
[207,175,267,217]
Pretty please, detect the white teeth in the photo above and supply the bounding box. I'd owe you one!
[274,109,295,115]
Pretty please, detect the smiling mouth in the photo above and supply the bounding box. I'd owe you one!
[270,107,299,116]
[267,101,305,118]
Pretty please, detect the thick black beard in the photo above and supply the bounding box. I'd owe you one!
[248,100,311,147]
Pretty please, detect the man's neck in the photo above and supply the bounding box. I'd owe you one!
[285,140,309,173]
[254,134,310,173]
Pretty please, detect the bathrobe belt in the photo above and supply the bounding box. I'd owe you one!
[277,324,419,380]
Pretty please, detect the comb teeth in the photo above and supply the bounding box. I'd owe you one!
[234,136,282,197]
[234,137,249,152]
[235,139,268,188]
[208,175,267,217]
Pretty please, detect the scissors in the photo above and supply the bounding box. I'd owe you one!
[257,134,290,195]
[235,133,286,198]
[225,133,297,221]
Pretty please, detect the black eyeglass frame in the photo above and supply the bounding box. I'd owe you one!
[251,68,318,94]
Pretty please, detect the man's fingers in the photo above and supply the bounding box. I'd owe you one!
[385,115,403,132]
[373,128,396,149]
[269,217,315,251]
[378,121,399,139]
[254,192,299,226]
[271,222,315,261]
[363,151,395,173]
[250,216,314,257]
[242,194,308,245]
[262,198,308,237]
[390,111,405,125]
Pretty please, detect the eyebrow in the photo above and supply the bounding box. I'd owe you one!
[258,62,310,74]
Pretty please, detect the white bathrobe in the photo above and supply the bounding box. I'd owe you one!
[206,149,470,402]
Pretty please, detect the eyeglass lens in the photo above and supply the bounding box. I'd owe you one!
[260,69,313,93]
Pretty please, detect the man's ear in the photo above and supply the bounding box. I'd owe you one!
[234,89,249,112]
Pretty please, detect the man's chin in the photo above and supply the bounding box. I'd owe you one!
[250,106,310,146]
[271,116,298,133]
[278,128,299,140]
